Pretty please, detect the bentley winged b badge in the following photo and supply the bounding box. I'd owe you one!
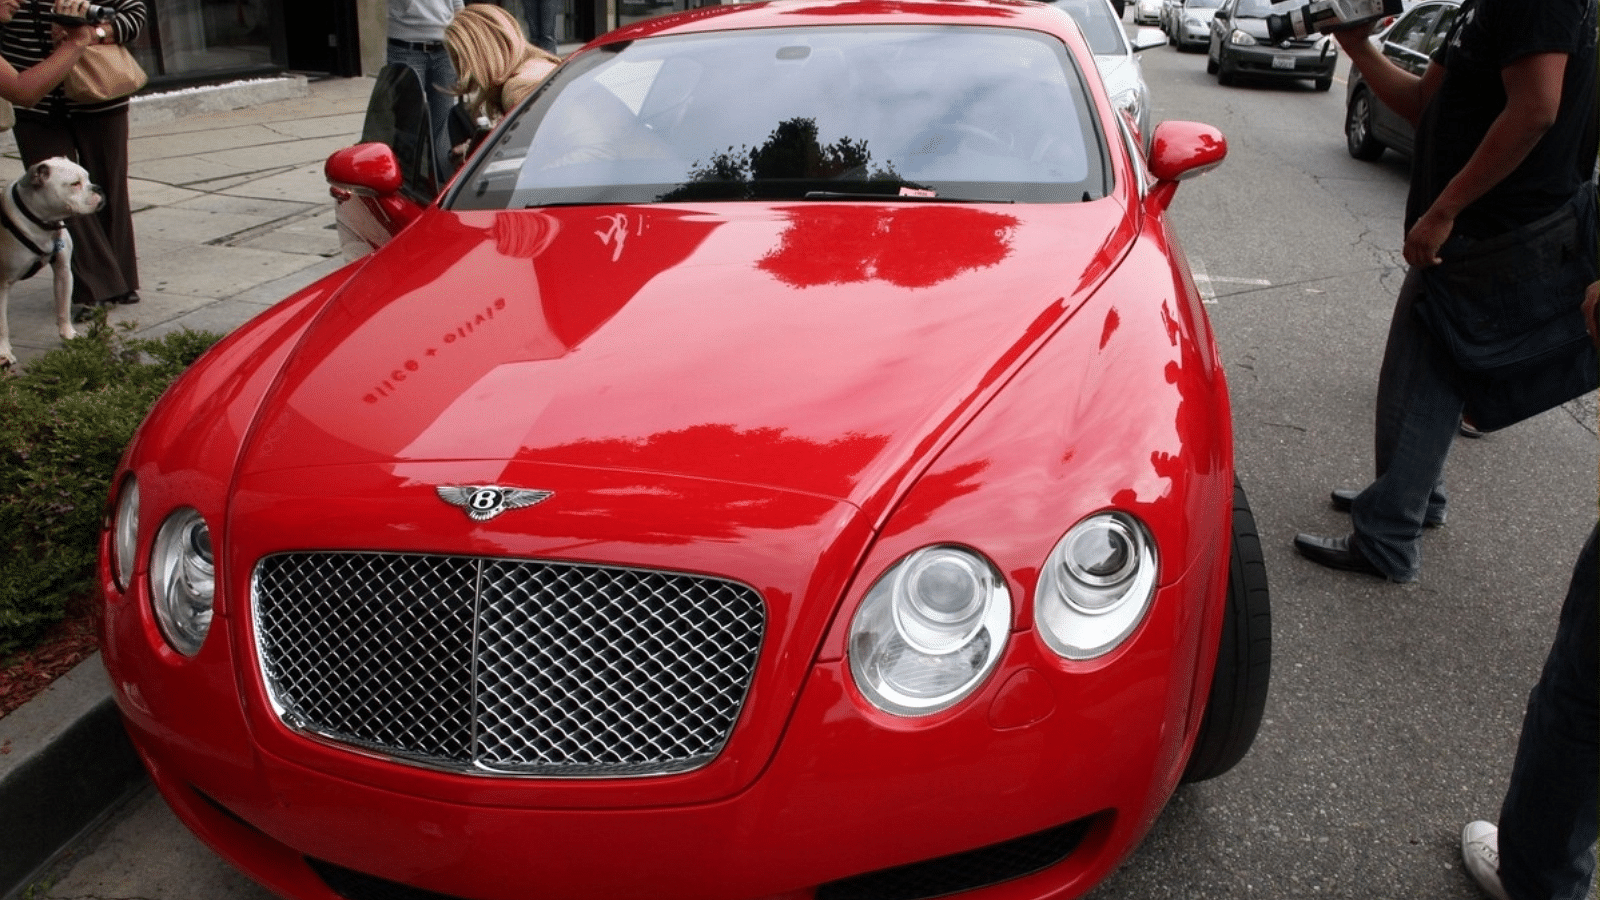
[436,486,553,521]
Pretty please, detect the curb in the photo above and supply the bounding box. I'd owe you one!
[0,653,145,899]
[126,74,313,126]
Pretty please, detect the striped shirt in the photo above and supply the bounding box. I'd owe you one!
[0,0,148,117]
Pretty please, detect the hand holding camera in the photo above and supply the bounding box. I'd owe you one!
[44,0,113,27]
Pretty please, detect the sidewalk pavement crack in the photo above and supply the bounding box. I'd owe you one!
[204,203,326,248]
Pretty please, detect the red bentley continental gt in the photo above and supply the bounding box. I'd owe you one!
[97,2,1269,898]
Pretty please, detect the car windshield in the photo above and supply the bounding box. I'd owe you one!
[1231,0,1275,16]
[1185,0,1224,10]
[448,25,1110,209]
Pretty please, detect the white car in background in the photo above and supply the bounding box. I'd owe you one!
[1170,0,1224,50]
[1135,0,1164,25]
[1049,0,1164,139]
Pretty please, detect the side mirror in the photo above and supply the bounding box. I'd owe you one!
[1131,26,1166,50]
[1146,120,1227,211]
[1213,8,1230,18]
[326,143,404,197]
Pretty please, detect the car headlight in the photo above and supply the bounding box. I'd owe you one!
[150,508,215,656]
[1111,88,1144,123]
[1036,512,1157,660]
[1229,29,1257,45]
[849,545,1010,716]
[110,476,139,592]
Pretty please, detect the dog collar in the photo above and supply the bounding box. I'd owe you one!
[9,181,65,231]
[2,182,61,263]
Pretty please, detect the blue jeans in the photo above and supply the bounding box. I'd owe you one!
[517,0,560,54]
[1349,266,1462,581]
[386,43,458,180]
[1498,524,1598,900]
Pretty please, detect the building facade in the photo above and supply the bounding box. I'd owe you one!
[127,0,714,87]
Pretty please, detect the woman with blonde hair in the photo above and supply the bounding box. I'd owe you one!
[446,4,559,131]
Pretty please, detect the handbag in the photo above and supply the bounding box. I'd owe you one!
[1415,181,1599,432]
[62,43,147,103]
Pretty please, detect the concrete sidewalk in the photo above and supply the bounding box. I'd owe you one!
[0,73,377,900]
[0,74,373,366]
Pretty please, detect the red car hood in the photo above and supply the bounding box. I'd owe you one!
[240,200,1129,508]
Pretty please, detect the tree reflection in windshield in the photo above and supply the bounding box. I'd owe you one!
[661,117,907,201]
[453,25,1111,209]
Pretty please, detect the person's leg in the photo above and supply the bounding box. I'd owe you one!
[1348,268,1463,580]
[532,0,559,54]
[13,115,130,306]
[387,42,455,182]
[72,110,138,301]
[423,48,459,179]
[1498,524,1599,900]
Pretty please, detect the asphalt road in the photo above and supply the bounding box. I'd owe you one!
[32,33,1600,900]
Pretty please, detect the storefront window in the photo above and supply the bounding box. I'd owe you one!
[141,0,273,78]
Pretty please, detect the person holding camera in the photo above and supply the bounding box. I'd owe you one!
[0,0,145,310]
[1291,0,1597,583]
[0,0,98,107]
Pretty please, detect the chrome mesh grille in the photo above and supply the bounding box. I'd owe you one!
[253,552,765,777]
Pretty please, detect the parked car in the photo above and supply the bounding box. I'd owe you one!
[99,3,1270,900]
[1134,0,1164,25]
[1207,0,1338,90]
[1345,0,1460,159]
[1048,0,1165,139]
[1170,0,1224,50]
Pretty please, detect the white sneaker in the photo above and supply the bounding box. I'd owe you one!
[1461,820,1512,900]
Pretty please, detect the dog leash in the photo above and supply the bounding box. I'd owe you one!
[2,181,66,280]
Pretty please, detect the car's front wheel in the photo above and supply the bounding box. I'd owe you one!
[1345,87,1387,160]
[1205,45,1219,74]
[1313,73,1332,92]
[1181,478,1272,783]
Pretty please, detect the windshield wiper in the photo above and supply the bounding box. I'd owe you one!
[801,191,1014,203]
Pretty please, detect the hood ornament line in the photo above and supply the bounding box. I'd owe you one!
[436,485,553,521]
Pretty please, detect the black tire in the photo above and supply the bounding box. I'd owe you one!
[1345,87,1387,161]
[1217,64,1237,86]
[1181,478,1272,783]
[1314,74,1333,92]
[1205,51,1218,74]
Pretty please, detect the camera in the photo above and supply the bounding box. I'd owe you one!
[1265,0,1401,41]
[44,4,115,26]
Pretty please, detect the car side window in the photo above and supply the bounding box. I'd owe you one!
[1422,5,1459,56]
[1385,5,1443,59]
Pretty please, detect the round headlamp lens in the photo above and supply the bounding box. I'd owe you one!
[1037,512,1157,660]
[894,549,990,653]
[849,545,1011,716]
[150,508,215,656]
[111,477,139,592]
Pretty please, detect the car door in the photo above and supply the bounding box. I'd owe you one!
[327,64,440,260]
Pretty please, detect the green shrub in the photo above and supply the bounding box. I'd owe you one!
[0,313,222,657]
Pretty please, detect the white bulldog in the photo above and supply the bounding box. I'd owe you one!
[0,157,104,370]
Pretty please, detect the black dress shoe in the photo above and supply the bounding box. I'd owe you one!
[1293,532,1389,579]
[1329,488,1446,527]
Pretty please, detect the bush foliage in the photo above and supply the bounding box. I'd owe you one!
[0,314,221,657]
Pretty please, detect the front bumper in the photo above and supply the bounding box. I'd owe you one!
[103,567,1215,900]
[1221,44,1335,78]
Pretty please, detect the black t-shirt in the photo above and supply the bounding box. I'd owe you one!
[1407,0,1598,237]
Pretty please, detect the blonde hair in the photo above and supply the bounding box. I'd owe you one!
[446,5,561,120]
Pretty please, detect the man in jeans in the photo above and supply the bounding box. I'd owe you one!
[1460,518,1597,900]
[388,0,464,180]
[1291,0,1597,582]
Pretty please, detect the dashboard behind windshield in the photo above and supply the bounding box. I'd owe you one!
[450,25,1111,209]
